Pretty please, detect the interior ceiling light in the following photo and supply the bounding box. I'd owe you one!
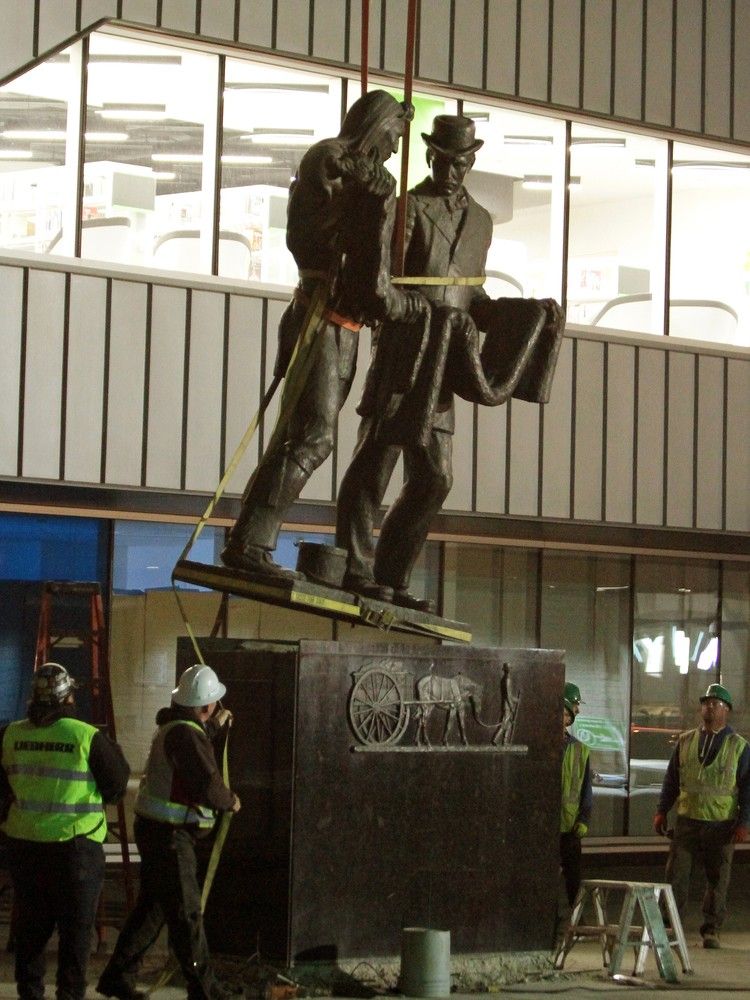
[152,170,176,180]
[2,129,67,140]
[224,82,329,93]
[635,158,656,167]
[570,136,626,147]
[521,174,580,189]
[465,111,490,122]
[243,129,314,145]
[89,54,182,64]
[504,134,554,145]
[0,149,33,159]
[672,159,750,170]
[221,154,274,165]
[152,153,202,163]
[96,103,167,120]
[85,131,129,142]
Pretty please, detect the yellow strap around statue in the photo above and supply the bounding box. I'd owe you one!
[392,275,485,285]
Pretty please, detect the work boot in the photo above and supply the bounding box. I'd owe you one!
[221,541,302,581]
[392,589,436,614]
[96,974,148,1000]
[702,930,720,949]
[342,574,394,603]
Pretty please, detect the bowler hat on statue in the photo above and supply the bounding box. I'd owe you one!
[422,114,484,156]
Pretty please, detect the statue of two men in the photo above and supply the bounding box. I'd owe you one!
[222,96,564,615]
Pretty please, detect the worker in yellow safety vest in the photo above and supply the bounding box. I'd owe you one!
[653,682,750,949]
[560,697,592,913]
[0,662,130,1000]
[96,664,240,1000]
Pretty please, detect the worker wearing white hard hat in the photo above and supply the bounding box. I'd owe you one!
[97,664,240,1000]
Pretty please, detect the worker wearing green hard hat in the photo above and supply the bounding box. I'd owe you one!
[653,681,750,949]
[564,681,583,716]
[559,696,592,927]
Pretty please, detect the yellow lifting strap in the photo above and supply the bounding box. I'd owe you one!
[392,275,485,285]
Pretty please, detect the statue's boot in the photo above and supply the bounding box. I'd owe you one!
[221,454,308,580]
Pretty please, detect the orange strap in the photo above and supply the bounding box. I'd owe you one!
[294,288,363,332]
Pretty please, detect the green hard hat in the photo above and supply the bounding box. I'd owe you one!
[700,683,733,709]
[564,681,583,704]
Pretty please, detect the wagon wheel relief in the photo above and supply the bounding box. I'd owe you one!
[348,664,410,746]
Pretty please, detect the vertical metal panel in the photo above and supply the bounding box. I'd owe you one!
[541,335,573,519]
[417,0,451,81]
[604,342,635,524]
[725,357,750,532]
[313,0,349,62]
[199,0,237,40]
[224,294,265,496]
[159,0,197,32]
[335,329,369,495]
[105,280,148,486]
[238,0,274,47]
[184,291,225,491]
[37,0,77,55]
[572,339,604,520]
[447,397,474,512]
[643,0,673,126]
[485,0,518,95]
[704,0,732,137]
[451,0,486,91]
[382,0,409,75]
[275,0,311,55]
[0,1,34,82]
[695,354,724,530]
[22,270,66,479]
[613,0,643,120]
[119,1,159,25]
[551,0,582,108]
[673,0,703,133]
[475,404,507,515]
[735,1,750,141]
[508,399,540,515]
[64,274,107,484]
[145,284,187,489]
[80,1,118,26]
[518,0,549,101]
[665,350,694,527]
[635,347,665,525]
[582,0,613,114]
[0,266,24,475]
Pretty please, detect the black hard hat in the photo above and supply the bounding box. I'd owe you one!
[31,662,77,705]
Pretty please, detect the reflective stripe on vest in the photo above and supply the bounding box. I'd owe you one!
[561,738,589,833]
[135,720,216,829]
[677,728,746,821]
[1,717,106,843]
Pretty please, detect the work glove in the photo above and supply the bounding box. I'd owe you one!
[731,824,748,844]
[573,822,588,838]
[653,812,668,836]
[230,794,241,813]
[214,708,234,728]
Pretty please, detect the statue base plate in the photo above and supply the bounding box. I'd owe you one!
[172,559,472,643]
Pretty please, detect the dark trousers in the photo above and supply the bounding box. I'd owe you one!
[7,835,105,1000]
[559,831,582,908]
[665,815,735,933]
[100,817,217,1000]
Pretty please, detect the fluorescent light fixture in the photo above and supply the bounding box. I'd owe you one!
[96,103,167,121]
[2,129,66,140]
[672,159,750,171]
[521,174,580,189]
[644,635,665,676]
[221,154,274,165]
[224,82,328,93]
[635,158,656,167]
[571,136,626,147]
[152,171,176,180]
[504,134,553,145]
[697,637,719,671]
[244,129,313,145]
[465,111,490,122]
[85,131,129,142]
[0,149,33,159]
[672,628,690,674]
[152,153,202,163]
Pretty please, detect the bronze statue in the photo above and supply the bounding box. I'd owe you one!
[221,90,424,580]
[335,115,564,612]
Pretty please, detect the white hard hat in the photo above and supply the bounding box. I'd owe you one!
[172,664,226,707]
[32,662,78,705]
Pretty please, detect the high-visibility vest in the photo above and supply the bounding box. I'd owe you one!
[677,728,746,821]
[1,717,106,843]
[561,738,589,833]
[135,719,216,829]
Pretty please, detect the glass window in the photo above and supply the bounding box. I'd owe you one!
[540,552,631,837]
[219,59,341,286]
[112,520,224,592]
[629,558,720,835]
[84,32,218,271]
[463,104,566,299]
[0,46,76,254]
[442,543,538,647]
[720,564,750,742]
[670,143,750,346]
[567,123,668,332]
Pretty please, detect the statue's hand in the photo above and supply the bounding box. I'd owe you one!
[339,154,395,197]
[540,298,565,330]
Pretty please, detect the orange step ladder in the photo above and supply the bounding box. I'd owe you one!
[34,581,135,949]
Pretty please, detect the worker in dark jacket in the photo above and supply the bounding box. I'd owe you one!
[97,664,240,1000]
[0,662,130,1000]
[653,682,750,948]
[560,698,592,911]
